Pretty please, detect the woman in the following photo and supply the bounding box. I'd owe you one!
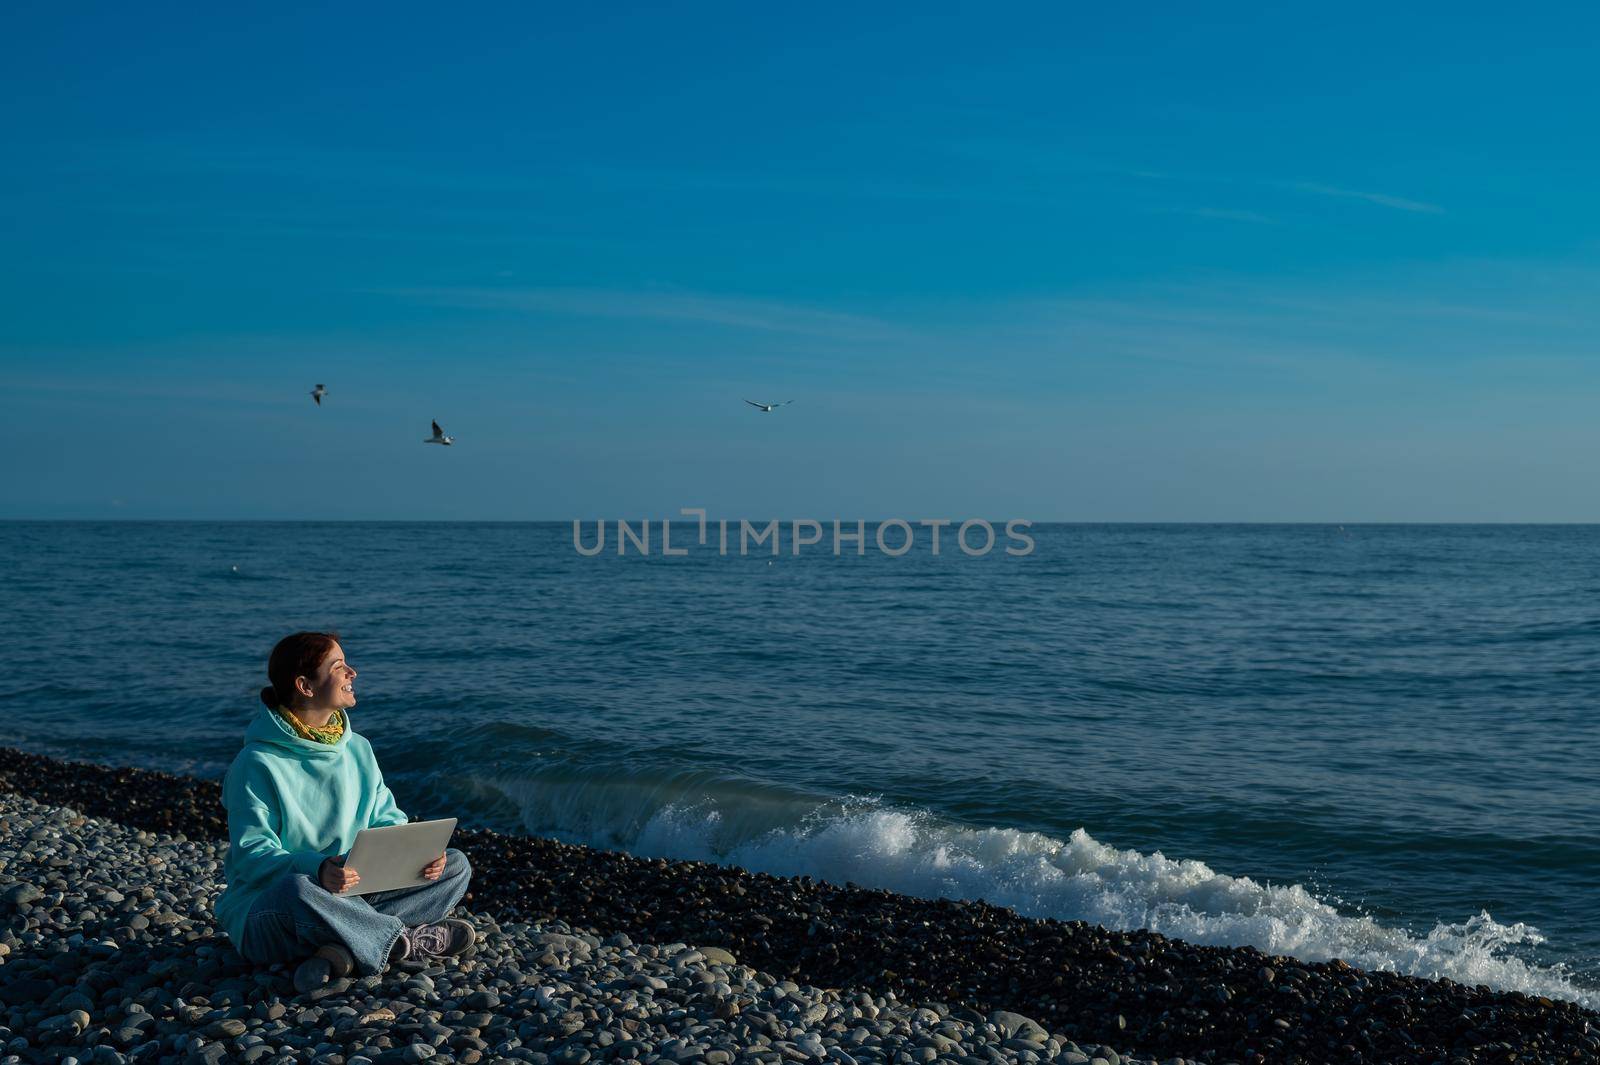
[215,632,475,991]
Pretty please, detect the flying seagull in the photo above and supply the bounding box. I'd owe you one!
[310,384,327,406]
[424,420,455,446]
[744,399,793,413]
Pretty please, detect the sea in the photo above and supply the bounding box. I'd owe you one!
[2,521,1595,1009]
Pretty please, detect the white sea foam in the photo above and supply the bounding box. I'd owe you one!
[478,775,1598,1010]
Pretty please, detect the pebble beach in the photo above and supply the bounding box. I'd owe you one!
[0,748,1595,1065]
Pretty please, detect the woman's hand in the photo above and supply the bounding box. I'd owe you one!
[421,853,446,881]
[319,855,360,894]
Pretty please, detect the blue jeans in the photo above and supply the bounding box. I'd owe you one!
[238,847,472,975]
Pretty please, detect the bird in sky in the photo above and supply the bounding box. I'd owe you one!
[744,399,793,413]
[424,420,455,446]
[310,384,327,406]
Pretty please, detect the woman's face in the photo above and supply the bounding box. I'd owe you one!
[297,641,358,710]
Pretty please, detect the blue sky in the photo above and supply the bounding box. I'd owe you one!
[4,2,1599,520]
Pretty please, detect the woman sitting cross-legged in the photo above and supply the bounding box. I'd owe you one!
[215,631,475,991]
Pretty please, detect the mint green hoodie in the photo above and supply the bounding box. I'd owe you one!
[214,706,408,947]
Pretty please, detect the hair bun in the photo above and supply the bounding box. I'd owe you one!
[259,685,278,709]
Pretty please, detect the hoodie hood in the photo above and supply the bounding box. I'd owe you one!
[243,704,352,760]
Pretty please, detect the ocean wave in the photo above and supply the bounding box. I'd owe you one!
[466,771,1597,1010]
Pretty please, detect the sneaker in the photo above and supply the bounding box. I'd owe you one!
[400,918,476,958]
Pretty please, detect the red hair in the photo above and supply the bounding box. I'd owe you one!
[260,631,342,709]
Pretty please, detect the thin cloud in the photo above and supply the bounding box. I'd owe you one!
[934,141,1448,217]
[1154,206,1277,224]
[387,286,909,342]
[1281,181,1444,215]
[1109,165,1444,215]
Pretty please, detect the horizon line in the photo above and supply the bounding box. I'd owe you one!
[6,518,1600,527]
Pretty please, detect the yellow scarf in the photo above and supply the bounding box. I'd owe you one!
[275,706,346,745]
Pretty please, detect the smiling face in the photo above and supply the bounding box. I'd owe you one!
[295,641,357,711]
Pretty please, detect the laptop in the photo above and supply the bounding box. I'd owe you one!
[338,818,457,896]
